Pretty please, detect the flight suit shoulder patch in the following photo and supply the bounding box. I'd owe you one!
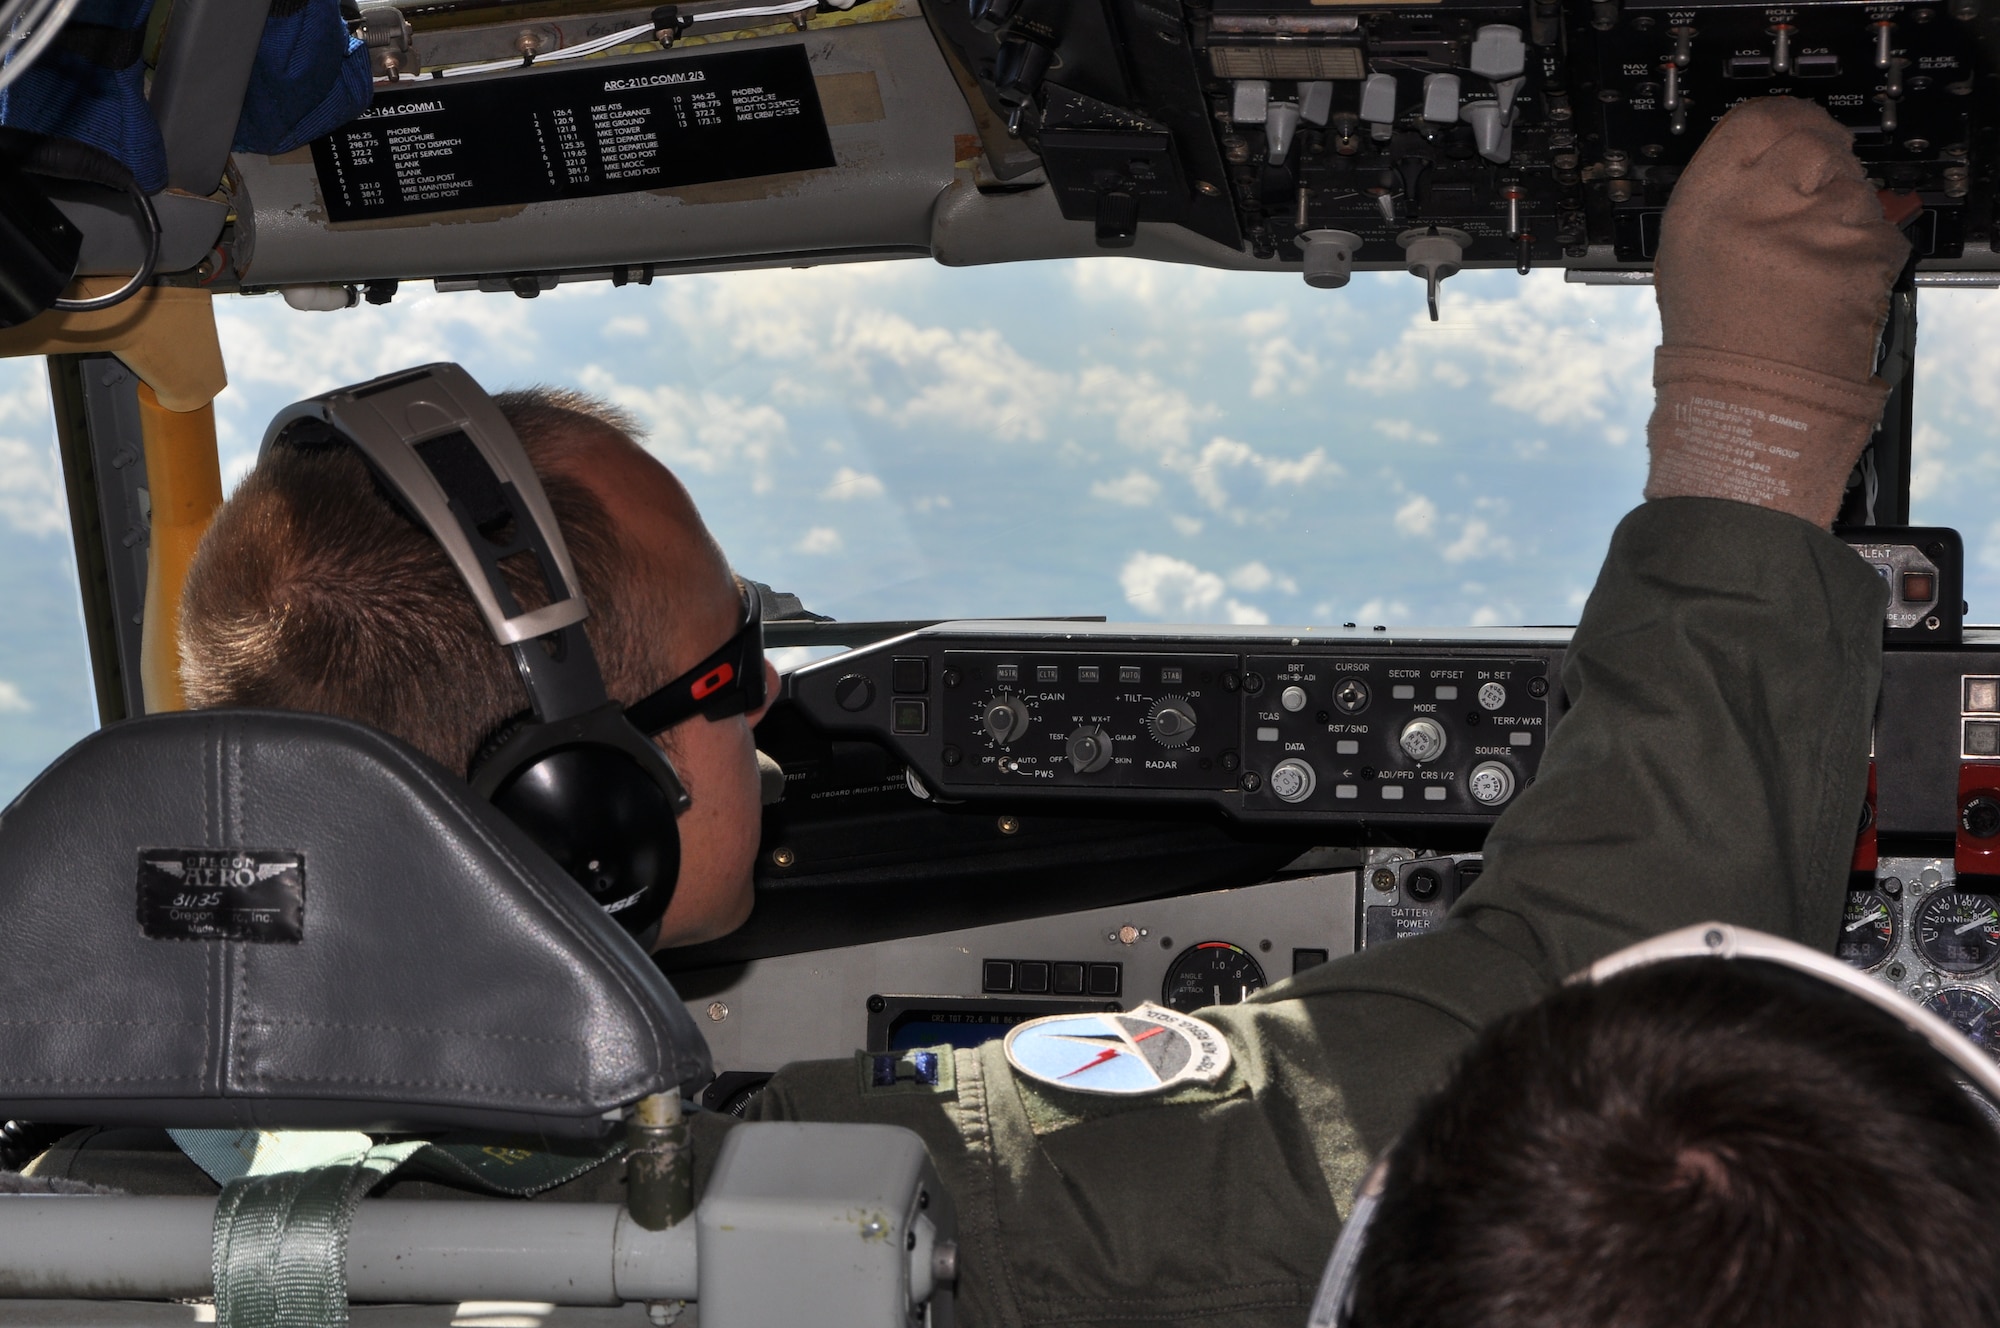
[1002,1002,1232,1097]
[856,1045,957,1096]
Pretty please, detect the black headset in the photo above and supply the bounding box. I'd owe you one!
[262,362,766,948]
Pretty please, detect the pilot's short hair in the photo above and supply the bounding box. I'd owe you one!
[180,387,670,774]
[1354,957,2000,1328]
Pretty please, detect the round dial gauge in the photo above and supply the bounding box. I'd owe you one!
[1836,890,1898,971]
[1924,988,2000,1060]
[1161,941,1267,1013]
[1916,890,2000,976]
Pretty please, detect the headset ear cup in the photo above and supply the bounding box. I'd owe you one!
[487,744,680,943]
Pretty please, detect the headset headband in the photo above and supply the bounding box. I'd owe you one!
[1305,921,2000,1328]
[261,363,607,723]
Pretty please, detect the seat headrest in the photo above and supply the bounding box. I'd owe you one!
[0,710,710,1138]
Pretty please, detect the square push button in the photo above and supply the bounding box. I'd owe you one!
[1086,963,1122,997]
[1118,666,1142,684]
[1017,960,1051,993]
[1382,786,1405,801]
[891,700,927,734]
[1969,677,2000,714]
[1902,572,1937,603]
[1077,666,1101,683]
[1968,720,2000,758]
[1424,786,1447,801]
[1052,962,1085,995]
[982,960,1016,992]
[892,657,928,693]
[1292,948,1329,975]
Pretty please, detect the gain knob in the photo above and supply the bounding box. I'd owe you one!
[1399,716,1447,763]
[1067,725,1114,773]
[1148,695,1198,748]
[983,694,1031,746]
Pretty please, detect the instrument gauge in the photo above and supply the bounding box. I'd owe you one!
[1162,941,1267,1013]
[1836,889,1898,971]
[1916,890,2000,976]
[1923,988,2000,1061]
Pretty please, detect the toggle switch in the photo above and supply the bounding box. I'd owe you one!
[1670,24,1696,67]
[1360,72,1397,140]
[1299,81,1334,126]
[1422,73,1461,124]
[1503,184,1524,238]
[1232,79,1271,123]
[1769,22,1794,74]
[1298,229,1363,288]
[1264,101,1302,165]
[1397,226,1471,322]
[1468,26,1526,122]
[1462,102,1512,163]
[1873,19,1894,69]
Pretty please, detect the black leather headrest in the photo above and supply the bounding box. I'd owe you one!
[0,710,710,1138]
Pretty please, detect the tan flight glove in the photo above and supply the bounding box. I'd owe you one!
[1645,96,1911,528]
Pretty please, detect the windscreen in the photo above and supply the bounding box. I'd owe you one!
[1,261,1994,802]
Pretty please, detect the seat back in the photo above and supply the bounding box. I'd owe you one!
[0,710,709,1138]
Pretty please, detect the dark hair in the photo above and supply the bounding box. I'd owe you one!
[1353,958,2000,1328]
[179,387,670,774]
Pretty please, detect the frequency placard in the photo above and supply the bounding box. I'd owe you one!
[309,44,835,222]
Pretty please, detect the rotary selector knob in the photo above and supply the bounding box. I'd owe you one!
[1270,758,1317,803]
[1148,695,1198,748]
[1067,725,1114,773]
[983,693,1032,746]
[1468,760,1517,806]
[1399,716,1447,763]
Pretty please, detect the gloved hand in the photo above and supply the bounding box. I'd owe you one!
[1644,96,1911,528]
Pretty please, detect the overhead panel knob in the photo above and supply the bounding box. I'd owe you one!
[1462,103,1513,164]
[1359,72,1397,141]
[1421,73,1461,124]
[1067,725,1115,773]
[1298,229,1363,289]
[1399,715,1447,763]
[1265,101,1302,165]
[1148,695,1198,747]
[984,694,1031,746]
[1397,226,1471,323]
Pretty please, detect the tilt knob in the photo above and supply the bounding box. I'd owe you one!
[1148,696,1198,748]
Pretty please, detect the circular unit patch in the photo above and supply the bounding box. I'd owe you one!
[1003,1001,1232,1096]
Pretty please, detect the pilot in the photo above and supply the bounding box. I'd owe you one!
[690,97,2000,1325]
[175,387,780,950]
[59,95,1989,1326]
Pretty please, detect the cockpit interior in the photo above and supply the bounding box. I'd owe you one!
[3,0,2000,1316]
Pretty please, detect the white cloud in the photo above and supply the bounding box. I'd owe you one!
[1394,494,1438,538]
[1441,517,1514,564]
[0,679,30,713]
[1176,436,1338,520]
[603,315,650,338]
[1469,605,1505,627]
[579,368,791,494]
[1355,598,1412,626]
[1119,551,1266,624]
[1911,420,1949,502]
[1347,273,1656,433]
[1075,365,1216,453]
[912,494,954,513]
[1375,418,1442,446]
[795,526,844,555]
[1227,561,1297,594]
[1170,514,1203,536]
[1248,336,1320,400]
[1089,470,1161,507]
[845,312,1062,442]
[821,466,886,502]
[0,374,65,537]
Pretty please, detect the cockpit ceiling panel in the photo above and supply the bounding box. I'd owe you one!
[233,20,974,287]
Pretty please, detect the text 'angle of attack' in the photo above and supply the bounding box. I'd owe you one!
[7,0,2000,1325]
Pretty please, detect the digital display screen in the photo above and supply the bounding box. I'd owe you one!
[309,44,835,223]
[873,998,1123,1052]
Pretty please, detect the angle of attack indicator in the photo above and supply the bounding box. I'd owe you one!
[1161,941,1267,1013]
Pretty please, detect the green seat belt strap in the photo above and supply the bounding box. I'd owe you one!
[211,1140,426,1328]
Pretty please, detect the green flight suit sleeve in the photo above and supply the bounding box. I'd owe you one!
[726,497,1887,1328]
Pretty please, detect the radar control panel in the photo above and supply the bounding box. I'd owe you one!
[790,623,1565,827]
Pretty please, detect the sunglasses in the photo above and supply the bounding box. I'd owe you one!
[623,582,767,737]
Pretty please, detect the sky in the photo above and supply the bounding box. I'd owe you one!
[3,259,1999,804]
